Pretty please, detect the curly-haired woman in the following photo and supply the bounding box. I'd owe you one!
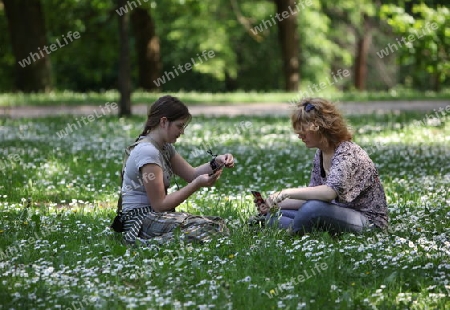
[256,98,388,235]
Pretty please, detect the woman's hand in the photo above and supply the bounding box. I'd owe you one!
[215,153,235,168]
[256,191,285,215]
[267,190,288,207]
[254,191,285,215]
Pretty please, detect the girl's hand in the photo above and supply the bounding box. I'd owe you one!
[194,170,223,187]
[215,153,235,168]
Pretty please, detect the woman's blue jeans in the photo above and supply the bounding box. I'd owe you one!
[267,200,373,235]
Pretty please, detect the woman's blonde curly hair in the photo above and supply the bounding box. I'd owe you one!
[290,98,352,149]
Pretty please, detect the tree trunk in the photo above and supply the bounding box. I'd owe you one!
[130,8,161,91]
[274,0,299,92]
[118,0,131,117]
[354,13,372,91]
[433,71,440,92]
[3,0,52,92]
[225,71,238,92]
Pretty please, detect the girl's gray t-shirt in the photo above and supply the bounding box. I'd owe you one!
[121,141,176,213]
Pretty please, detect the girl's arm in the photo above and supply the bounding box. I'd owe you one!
[170,153,213,182]
[171,153,234,183]
[141,163,220,212]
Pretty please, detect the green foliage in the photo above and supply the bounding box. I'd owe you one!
[153,0,237,91]
[225,1,284,91]
[0,6,15,90]
[0,0,449,92]
[380,4,450,90]
[41,0,120,91]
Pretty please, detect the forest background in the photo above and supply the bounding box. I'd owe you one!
[0,0,448,103]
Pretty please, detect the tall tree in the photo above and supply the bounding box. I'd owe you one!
[131,7,161,91]
[2,0,51,92]
[274,0,299,92]
[118,0,131,117]
[354,13,372,90]
[321,0,377,91]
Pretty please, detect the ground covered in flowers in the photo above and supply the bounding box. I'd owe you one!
[0,111,449,309]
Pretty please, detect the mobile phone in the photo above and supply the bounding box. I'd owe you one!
[251,190,265,203]
[208,163,225,176]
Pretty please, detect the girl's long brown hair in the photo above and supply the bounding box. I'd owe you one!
[138,95,192,138]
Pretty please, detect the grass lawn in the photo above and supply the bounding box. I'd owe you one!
[0,111,449,309]
[0,89,450,107]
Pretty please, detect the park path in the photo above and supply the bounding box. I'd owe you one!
[0,100,449,118]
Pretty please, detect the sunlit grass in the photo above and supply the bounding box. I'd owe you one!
[1,88,450,107]
[0,112,449,309]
